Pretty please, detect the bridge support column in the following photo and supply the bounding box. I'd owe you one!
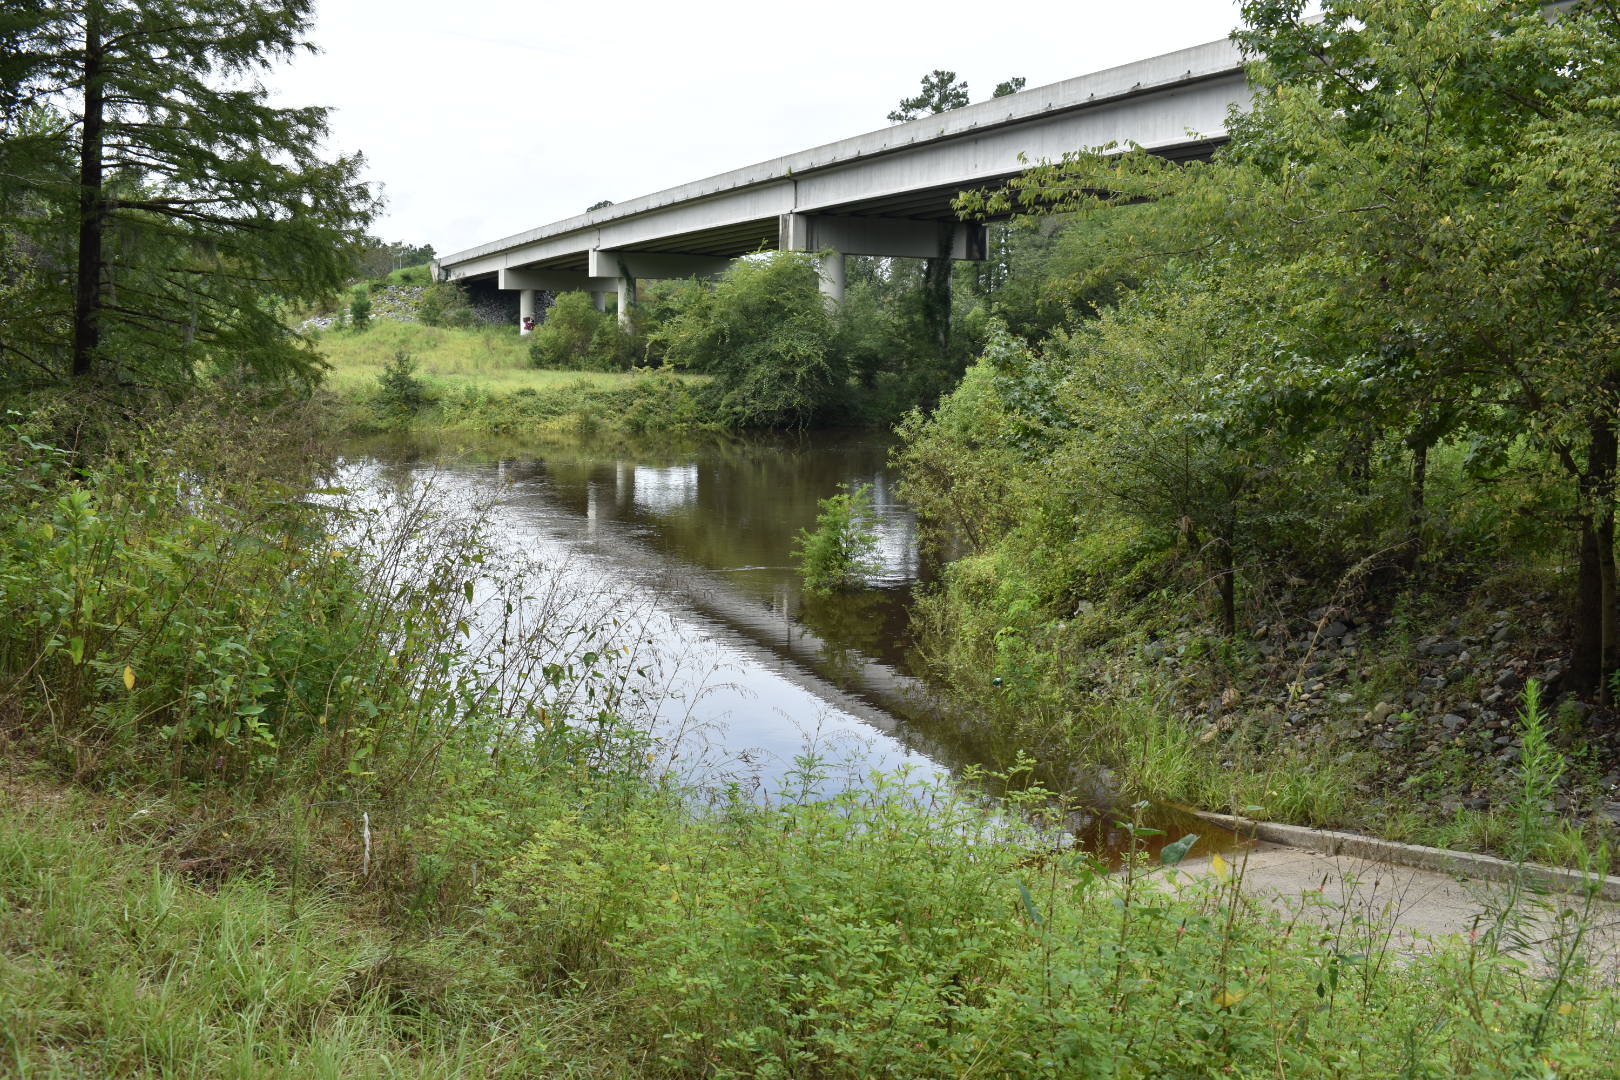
[615,274,636,327]
[592,291,607,312]
[518,288,535,335]
[816,251,846,306]
[588,249,730,329]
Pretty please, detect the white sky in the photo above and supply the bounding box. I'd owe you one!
[268,1,1266,257]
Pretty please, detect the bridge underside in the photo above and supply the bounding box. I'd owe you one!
[463,132,1227,335]
[467,134,1226,278]
[440,35,1249,331]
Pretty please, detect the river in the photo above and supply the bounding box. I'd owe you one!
[338,429,1219,858]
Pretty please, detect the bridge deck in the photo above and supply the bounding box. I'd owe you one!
[437,36,1249,282]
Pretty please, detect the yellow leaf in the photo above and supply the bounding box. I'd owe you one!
[123,665,136,691]
[1214,988,1246,1008]
[1558,1003,1575,1016]
[1212,853,1231,883]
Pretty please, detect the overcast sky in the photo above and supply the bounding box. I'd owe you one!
[268,1,1270,257]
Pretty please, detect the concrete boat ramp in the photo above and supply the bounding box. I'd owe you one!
[1172,818,1620,982]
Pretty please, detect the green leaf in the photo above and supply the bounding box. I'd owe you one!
[1016,879,1045,926]
[1160,832,1200,866]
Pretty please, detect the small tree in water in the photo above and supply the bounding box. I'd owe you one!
[794,483,881,594]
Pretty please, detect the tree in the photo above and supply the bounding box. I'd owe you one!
[888,70,969,123]
[0,0,374,389]
[660,253,843,428]
[793,482,881,594]
[964,0,1620,695]
[992,76,1026,98]
[355,236,435,279]
[587,199,614,212]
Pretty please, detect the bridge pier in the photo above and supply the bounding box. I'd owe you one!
[816,251,846,305]
[615,274,636,327]
[781,212,985,313]
[585,249,730,328]
[518,288,535,335]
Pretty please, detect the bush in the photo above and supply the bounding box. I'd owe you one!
[529,290,625,370]
[793,482,880,593]
[660,253,843,428]
[348,285,372,331]
[417,280,477,328]
[0,411,401,783]
[375,347,428,420]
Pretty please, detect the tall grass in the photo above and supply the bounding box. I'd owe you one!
[315,320,713,436]
[316,320,633,395]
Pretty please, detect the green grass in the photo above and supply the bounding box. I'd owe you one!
[315,320,714,437]
[316,320,637,396]
[0,782,592,1079]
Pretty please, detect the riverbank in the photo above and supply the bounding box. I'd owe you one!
[4,404,1615,1077]
[317,320,716,437]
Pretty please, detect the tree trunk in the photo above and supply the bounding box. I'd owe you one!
[71,9,105,379]
[1570,401,1619,701]
[1214,534,1236,637]
[1340,429,1374,497]
[1401,434,1430,575]
[921,223,956,353]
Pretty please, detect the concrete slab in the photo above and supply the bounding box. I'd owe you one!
[1172,842,1620,984]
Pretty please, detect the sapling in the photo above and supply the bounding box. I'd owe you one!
[793,482,881,594]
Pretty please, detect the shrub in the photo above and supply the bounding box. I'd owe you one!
[530,290,620,370]
[417,280,477,328]
[660,253,843,428]
[348,285,372,331]
[793,482,880,594]
[375,347,428,419]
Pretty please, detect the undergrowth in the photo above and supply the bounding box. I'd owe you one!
[0,401,1616,1077]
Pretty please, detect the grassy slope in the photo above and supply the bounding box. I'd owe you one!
[315,320,637,396]
[315,320,711,436]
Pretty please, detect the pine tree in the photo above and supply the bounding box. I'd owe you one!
[887,70,970,124]
[0,0,374,388]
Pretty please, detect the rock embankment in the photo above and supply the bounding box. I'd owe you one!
[303,284,514,331]
[1145,597,1620,837]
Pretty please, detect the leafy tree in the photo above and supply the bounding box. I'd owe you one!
[960,0,1620,694]
[888,70,969,123]
[529,290,620,371]
[587,199,614,212]
[992,76,1026,98]
[417,280,475,329]
[0,0,374,389]
[660,253,842,428]
[355,236,434,280]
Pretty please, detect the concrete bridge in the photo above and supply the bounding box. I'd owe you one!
[434,35,1251,331]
